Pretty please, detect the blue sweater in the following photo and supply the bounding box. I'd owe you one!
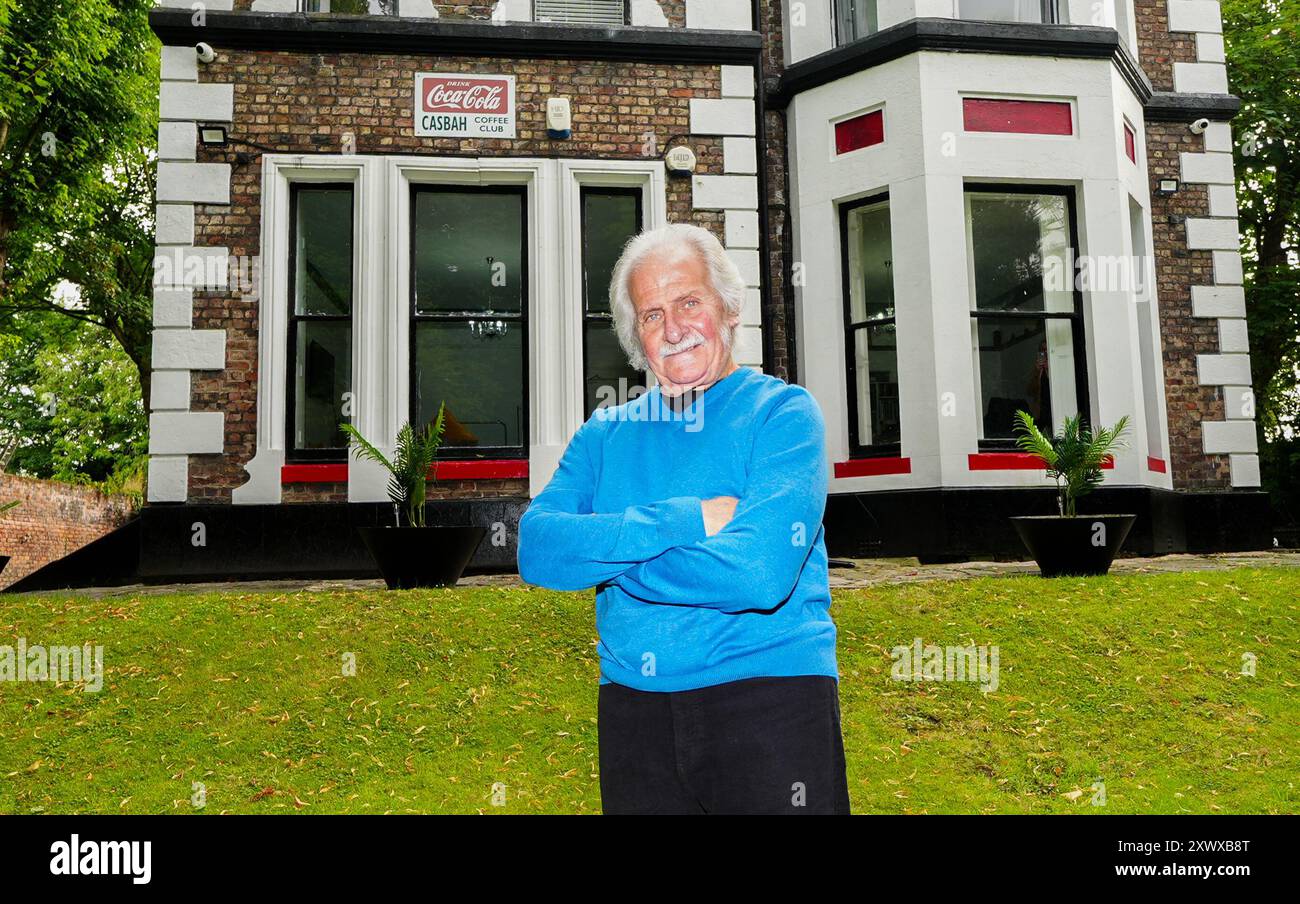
[517,365,839,692]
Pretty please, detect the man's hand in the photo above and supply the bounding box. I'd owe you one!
[701,496,739,537]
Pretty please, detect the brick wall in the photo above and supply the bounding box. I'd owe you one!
[0,475,137,590]
[189,48,731,502]
[1135,0,1233,490]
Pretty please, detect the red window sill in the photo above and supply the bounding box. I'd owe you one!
[1147,456,1167,473]
[282,460,529,484]
[968,452,1115,471]
[834,457,912,478]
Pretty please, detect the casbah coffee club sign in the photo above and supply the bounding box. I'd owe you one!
[415,73,516,139]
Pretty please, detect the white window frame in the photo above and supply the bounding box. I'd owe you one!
[236,154,665,504]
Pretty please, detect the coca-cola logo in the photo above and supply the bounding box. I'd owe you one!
[421,78,509,115]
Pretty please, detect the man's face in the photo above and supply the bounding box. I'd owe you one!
[628,246,739,397]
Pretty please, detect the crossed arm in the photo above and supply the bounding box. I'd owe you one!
[517,392,828,612]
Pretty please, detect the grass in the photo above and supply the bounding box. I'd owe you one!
[0,567,1297,814]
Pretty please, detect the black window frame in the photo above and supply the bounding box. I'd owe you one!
[838,191,902,460]
[286,181,356,464]
[580,185,645,419]
[408,183,530,461]
[964,182,1090,451]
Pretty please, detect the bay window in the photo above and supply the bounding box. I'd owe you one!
[581,187,644,418]
[965,186,1087,443]
[288,184,355,460]
[840,194,900,456]
[410,185,528,458]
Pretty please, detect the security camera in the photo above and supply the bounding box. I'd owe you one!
[196,43,216,64]
[1189,118,1211,135]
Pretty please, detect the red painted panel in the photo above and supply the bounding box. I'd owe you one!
[834,109,884,154]
[962,98,1073,136]
[282,460,529,483]
[1147,456,1167,473]
[834,457,912,478]
[1124,123,1137,162]
[968,452,1115,470]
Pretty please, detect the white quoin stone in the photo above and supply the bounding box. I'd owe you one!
[1190,285,1245,318]
[159,82,234,122]
[152,329,227,371]
[150,411,225,455]
[147,455,188,503]
[1201,419,1258,455]
[689,98,756,136]
[691,175,758,210]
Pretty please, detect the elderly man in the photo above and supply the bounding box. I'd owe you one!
[517,223,848,815]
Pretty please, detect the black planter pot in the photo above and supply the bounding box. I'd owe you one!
[1010,514,1137,577]
[357,525,486,590]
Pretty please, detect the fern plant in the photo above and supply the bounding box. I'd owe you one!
[1013,411,1131,517]
[340,403,447,528]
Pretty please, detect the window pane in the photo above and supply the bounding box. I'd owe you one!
[846,200,895,322]
[413,320,524,451]
[534,0,626,25]
[836,0,879,42]
[585,320,645,419]
[294,187,354,316]
[583,190,639,315]
[853,322,900,447]
[413,189,524,314]
[968,192,1073,314]
[293,321,351,450]
[973,316,1076,440]
[960,0,1048,23]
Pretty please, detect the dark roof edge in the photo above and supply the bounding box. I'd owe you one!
[769,18,1154,108]
[149,8,762,64]
[1145,91,1241,122]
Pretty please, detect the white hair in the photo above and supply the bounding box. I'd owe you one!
[607,223,747,372]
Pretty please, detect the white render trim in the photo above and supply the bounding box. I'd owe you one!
[1212,251,1244,285]
[1190,284,1246,318]
[147,455,188,503]
[1173,61,1228,95]
[159,82,234,123]
[685,0,752,30]
[1180,151,1234,185]
[629,0,669,26]
[688,98,756,136]
[158,122,197,161]
[1166,0,1223,34]
[1195,32,1226,64]
[152,329,227,371]
[725,210,761,248]
[151,370,191,412]
[691,174,758,209]
[1230,453,1261,488]
[1217,318,1249,354]
[1197,353,1252,387]
[1186,217,1240,250]
[158,0,232,7]
[721,65,756,99]
[149,411,225,455]
[723,137,758,174]
[156,204,196,246]
[1201,419,1258,455]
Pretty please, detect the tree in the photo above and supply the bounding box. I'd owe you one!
[1223,0,1300,437]
[1223,0,1300,536]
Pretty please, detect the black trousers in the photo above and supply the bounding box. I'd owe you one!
[597,675,851,815]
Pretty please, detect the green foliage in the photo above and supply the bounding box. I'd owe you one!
[1222,0,1300,439]
[0,312,147,487]
[340,403,447,528]
[0,499,18,515]
[1013,411,1130,517]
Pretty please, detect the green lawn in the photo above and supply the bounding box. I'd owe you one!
[1,567,1296,814]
